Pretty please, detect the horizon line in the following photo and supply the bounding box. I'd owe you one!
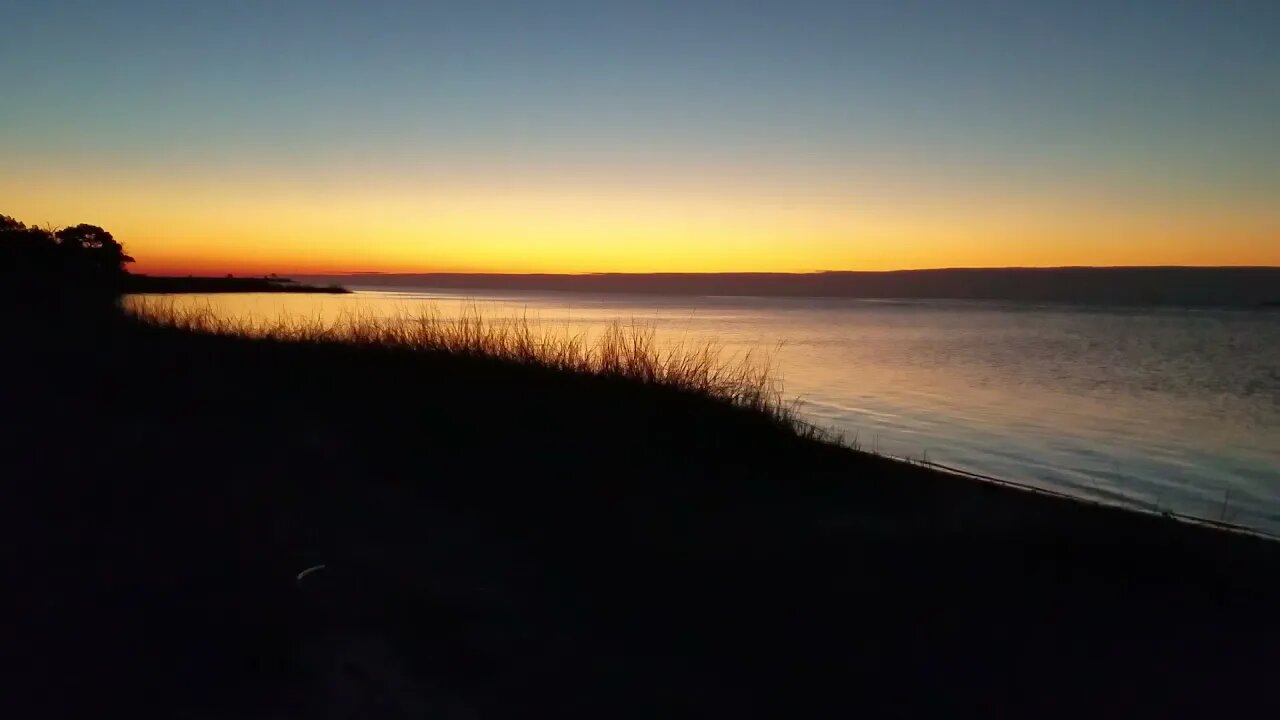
[141,264,1280,278]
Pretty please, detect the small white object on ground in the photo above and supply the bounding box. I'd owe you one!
[296,564,328,583]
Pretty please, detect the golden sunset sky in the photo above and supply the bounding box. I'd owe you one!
[3,1,1277,275]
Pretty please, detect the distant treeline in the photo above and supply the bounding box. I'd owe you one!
[125,275,350,294]
[2,213,347,296]
[300,267,1280,307]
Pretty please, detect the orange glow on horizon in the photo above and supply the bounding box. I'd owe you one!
[5,169,1278,276]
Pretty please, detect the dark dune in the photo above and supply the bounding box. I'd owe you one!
[6,292,1280,718]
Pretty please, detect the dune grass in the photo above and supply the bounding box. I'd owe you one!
[122,298,1266,535]
[125,297,817,437]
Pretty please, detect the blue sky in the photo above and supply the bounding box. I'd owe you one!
[3,0,1277,272]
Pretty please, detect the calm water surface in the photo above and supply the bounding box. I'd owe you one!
[128,288,1280,533]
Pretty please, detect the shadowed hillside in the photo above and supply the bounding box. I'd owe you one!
[6,299,1280,717]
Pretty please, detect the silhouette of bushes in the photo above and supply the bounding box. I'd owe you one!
[1,214,134,296]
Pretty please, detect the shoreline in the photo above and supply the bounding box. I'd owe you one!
[915,456,1279,542]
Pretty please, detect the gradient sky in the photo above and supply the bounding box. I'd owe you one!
[3,0,1277,274]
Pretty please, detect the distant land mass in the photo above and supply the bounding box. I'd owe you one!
[295,267,1280,307]
[124,274,350,294]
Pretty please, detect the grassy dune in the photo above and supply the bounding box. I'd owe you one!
[128,298,801,432]
[9,298,1280,718]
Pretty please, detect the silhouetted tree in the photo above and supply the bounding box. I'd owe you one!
[55,224,135,275]
[0,215,60,274]
[2,214,136,303]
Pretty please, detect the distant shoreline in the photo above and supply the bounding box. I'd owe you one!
[291,267,1280,308]
[123,274,350,294]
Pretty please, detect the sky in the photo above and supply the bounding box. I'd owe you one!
[2,0,1277,274]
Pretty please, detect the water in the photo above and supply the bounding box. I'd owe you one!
[126,288,1280,534]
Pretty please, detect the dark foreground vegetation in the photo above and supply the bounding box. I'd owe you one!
[5,214,1280,717]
